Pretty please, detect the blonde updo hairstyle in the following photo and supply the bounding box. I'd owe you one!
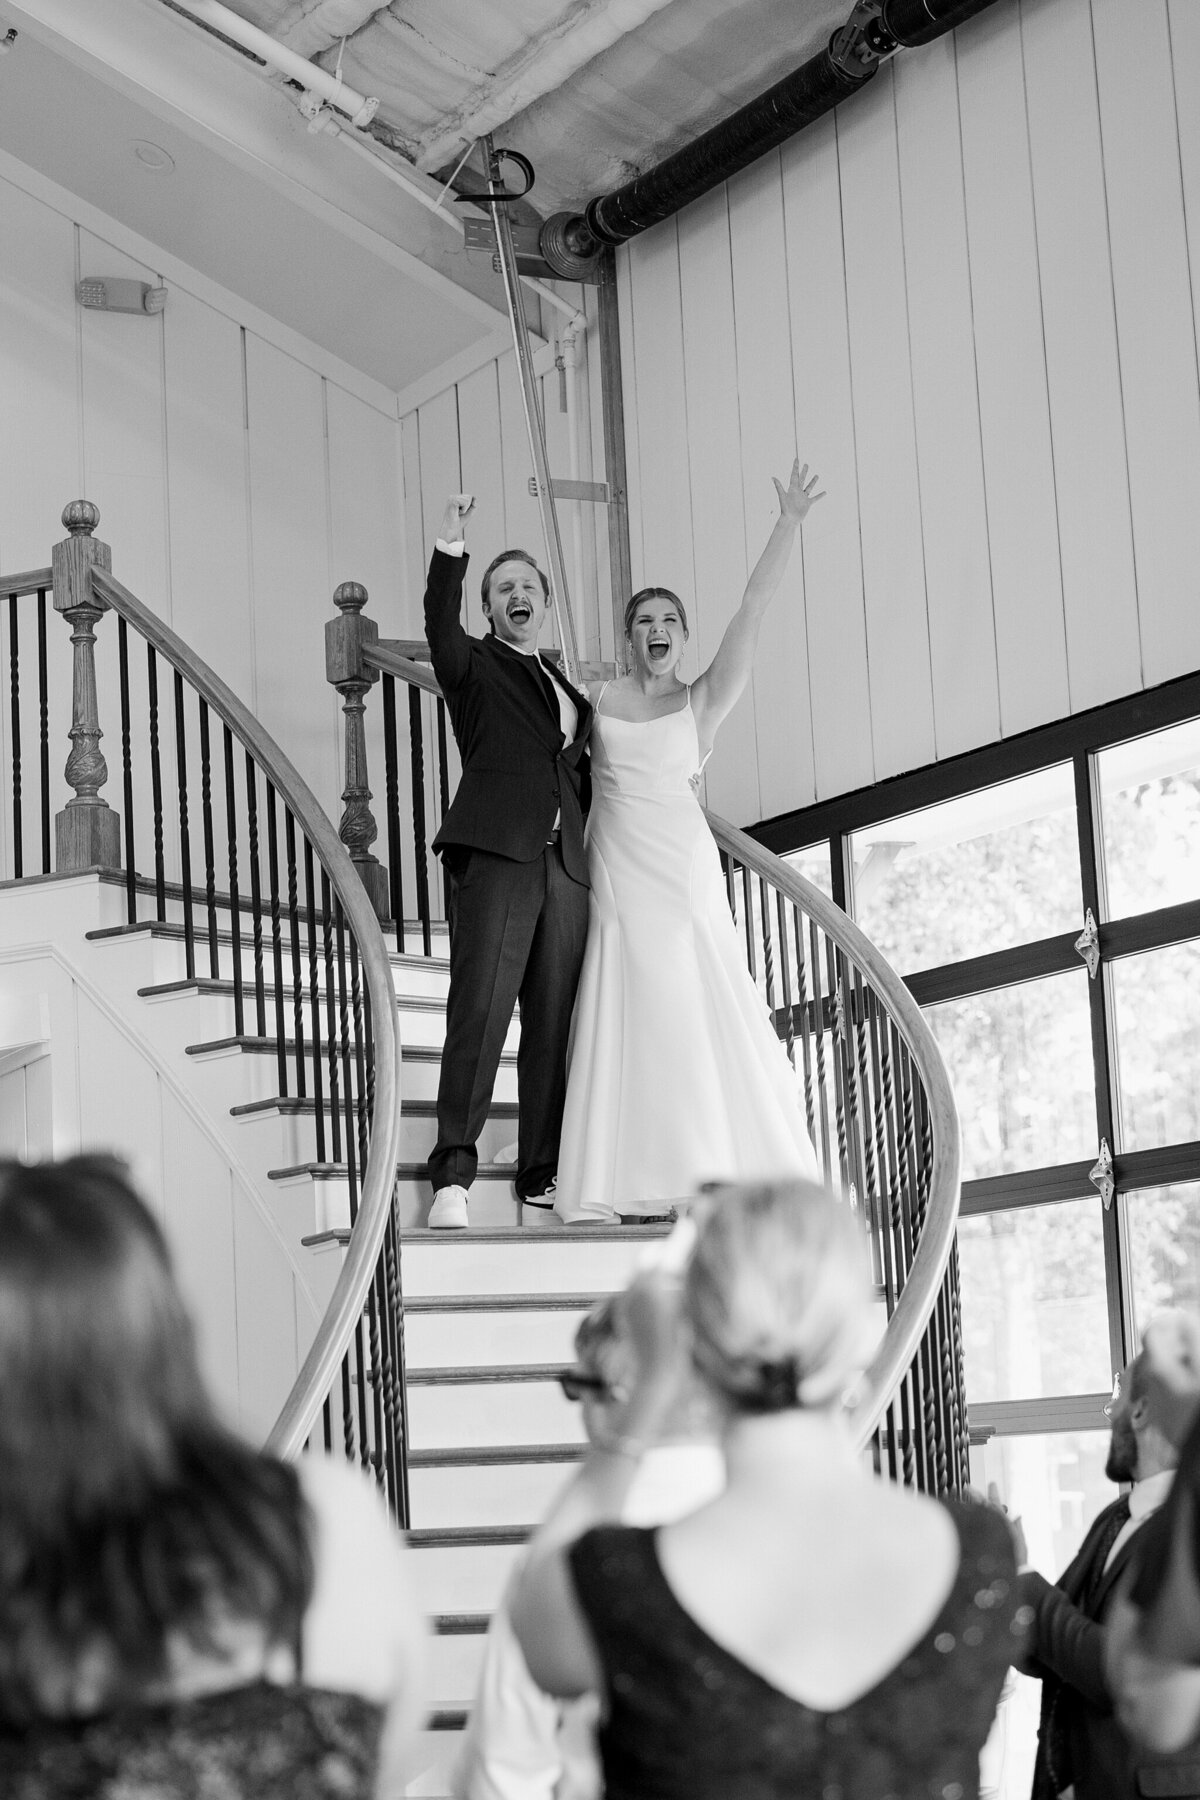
[685,1179,872,1414]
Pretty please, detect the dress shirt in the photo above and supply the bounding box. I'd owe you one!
[1104,1468,1174,1572]
[436,536,578,829]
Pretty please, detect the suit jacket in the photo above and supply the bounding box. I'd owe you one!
[1020,1495,1200,1800]
[423,548,592,884]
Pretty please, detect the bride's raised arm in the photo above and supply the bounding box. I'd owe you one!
[691,459,823,743]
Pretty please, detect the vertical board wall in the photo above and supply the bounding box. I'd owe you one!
[617,0,1200,828]
[0,154,407,831]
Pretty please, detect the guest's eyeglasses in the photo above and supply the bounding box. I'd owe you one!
[1103,1372,1122,1417]
[558,1369,616,1402]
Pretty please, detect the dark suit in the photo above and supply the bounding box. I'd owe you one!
[1021,1491,1200,1800]
[423,547,592,1200]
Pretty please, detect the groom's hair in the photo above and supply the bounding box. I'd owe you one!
[480,550,550,634]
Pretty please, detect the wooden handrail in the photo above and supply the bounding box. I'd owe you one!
[365,640,442,695]
[91,567,404,1459]
[0,566,54,597]
[702,810,962,1446]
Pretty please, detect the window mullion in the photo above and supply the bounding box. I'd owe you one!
[1073,748,1130,1372]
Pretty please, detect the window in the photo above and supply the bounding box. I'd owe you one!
[756,673,1200,1800]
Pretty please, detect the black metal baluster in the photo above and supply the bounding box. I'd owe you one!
[173,671,196,982]
[383,1208,411,1523]
[245,754,267,1038]
[198,699,219,979]
[382,675,405,955]
[9,598,22,878]
[303,840,328,1164]
[223,727,245,1039]
[265,782,288,1098]
[117,618,137,922]
[335,898,370,1468]
[321,871,343,1166]
[37,590,50,874]
[788,901,820,1149]
[147,649,166,921]
[409,685,431,957]
[285,810,307,1098]
[807,918,833,1183]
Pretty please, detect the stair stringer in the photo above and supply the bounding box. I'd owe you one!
[0,872,326,1442]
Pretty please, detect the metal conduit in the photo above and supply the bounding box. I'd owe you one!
[538,0,1005,271]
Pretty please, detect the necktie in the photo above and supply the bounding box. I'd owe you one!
[1083,1496,1132,1608]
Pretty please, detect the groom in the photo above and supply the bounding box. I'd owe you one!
[423,494,592,1229]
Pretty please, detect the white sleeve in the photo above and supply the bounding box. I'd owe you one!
[297,1456,429,1798]
[435,538,467,557]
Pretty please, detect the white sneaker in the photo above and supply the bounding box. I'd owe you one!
[428,1185,469,1229]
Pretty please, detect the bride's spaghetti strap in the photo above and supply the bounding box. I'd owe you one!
[595,679,612,714]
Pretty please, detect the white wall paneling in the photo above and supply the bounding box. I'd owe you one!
[616,0,1198,824]
[893,36,1000,759]
[780,113,875,803]
[1091,0,1200,688]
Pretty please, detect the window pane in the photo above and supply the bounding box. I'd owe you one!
[971,1430,1112,1800]
[925,971,1095,1179]
[1110,941,1200,1150]
[1097,717,1200,919]
[958,1201,1110,1403]
[784,842,833,902]
[849,766,1079,973]
[1126,1180,1200,1332]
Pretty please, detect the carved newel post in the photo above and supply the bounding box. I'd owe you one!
[326,581,389,921]
[53,501,122,872]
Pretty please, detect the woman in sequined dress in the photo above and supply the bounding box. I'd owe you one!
[510,1179,1021,1800]
[0,1155,425,1799]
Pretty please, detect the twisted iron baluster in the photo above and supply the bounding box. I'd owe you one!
[321,870,343,1165]
[198,699,219,979]
[409,685,431,958]
[173,672,196,982]
[9,597,22,878]
[37,591,50,874]
[303,840,327,1164]
[117,618,136,921]
[382,675,405,955]
[245,754,267,1038]
[265,782,288,1097]
[285,810,307,1098]
[148,649,166,920]
[223,727,245,1040]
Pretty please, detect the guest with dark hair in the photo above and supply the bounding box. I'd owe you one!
[510,1179,1020,1799]
[0,1154,425,1798]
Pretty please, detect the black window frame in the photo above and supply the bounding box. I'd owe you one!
[751,668,1200,1403]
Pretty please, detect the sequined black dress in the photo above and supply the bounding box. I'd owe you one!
[568,1500,1020,1800]
[0,1679,383,1799]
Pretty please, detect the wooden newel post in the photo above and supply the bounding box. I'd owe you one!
[53,501,122,872]
[326,581,389,921]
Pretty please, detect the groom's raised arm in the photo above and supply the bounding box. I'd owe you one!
[424,494,475,693]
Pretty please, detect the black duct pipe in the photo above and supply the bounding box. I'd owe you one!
[537,0,1004,273]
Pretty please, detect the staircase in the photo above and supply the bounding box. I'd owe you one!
[1,508,968,1800]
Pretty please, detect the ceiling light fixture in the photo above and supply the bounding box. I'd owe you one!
[132,140,175,172]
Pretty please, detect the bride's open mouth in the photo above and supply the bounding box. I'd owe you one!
[647,638,670,660]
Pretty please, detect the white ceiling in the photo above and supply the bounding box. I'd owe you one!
[0,0,844,395]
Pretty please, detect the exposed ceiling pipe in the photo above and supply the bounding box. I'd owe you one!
[537,0,1004,276]
[168,0,380,127]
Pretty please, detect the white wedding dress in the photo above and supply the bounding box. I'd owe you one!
[554,689,819,1223]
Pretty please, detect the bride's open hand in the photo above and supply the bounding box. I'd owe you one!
[773,458,825,525]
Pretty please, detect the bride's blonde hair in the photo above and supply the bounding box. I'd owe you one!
[685,1179,872,1413]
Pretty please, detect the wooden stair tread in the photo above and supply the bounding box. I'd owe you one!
[409,1524,531,1548]
[407,1362,570,1386]
[404,1292,603,1313]
[410,1443,584,1468]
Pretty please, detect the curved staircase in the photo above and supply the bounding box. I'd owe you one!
[1,512,966,1799]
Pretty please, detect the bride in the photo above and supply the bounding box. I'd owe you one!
[551,459,824,1225]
